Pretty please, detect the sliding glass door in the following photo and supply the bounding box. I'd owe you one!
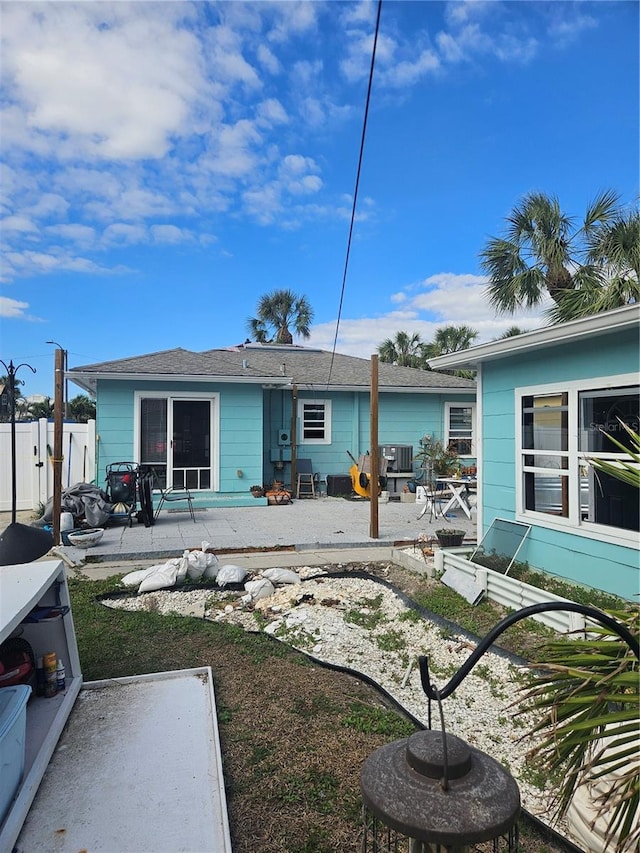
[138,395,216,490]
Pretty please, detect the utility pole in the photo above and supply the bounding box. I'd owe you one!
[52,347,64,545]
[369,355,379,539]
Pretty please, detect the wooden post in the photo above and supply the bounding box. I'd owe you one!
[369,355,379,539]
[52,347,64,545]
[290,385,297,494]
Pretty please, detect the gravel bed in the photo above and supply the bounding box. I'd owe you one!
[103,565,561,834]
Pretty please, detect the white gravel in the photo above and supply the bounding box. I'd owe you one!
[103,565,562,834]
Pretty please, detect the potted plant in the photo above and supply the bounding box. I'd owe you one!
[434,528,466,547]
[249,485,265,498]
[413,437,461,478]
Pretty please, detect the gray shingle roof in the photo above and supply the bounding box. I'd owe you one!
[71,344,475,391]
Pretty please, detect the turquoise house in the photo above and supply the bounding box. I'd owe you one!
[70,343,476,506]
[429,305,639,600]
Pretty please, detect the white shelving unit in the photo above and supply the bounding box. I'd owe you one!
[0,560,82,853]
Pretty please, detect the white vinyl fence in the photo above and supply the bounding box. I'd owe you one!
[0,419,96,512]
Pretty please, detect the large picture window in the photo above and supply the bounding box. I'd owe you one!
[517,381,638,540]
[445,403,475,456]
[298,399,331,444]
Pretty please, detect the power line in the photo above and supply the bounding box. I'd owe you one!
[326,0,383,388]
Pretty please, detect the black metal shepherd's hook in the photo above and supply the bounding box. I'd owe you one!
[0,358,36,523]
[419,601,639,727]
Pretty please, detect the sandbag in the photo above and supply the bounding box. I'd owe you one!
[262,567,301,584]
[120,567,157,588]
[244,578,275,601]
[217,564,248,587]
[138,562,179,593]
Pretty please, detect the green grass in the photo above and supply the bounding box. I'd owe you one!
[340,701,415,739]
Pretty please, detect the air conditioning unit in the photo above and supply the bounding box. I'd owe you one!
[379,445,413,472]
[278,429,291,446]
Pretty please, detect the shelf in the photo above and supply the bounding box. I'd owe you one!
[0,560,82,853]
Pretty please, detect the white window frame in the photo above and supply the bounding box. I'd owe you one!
[515,374,638,547]
[297,398,332,445]
[444,402,476,457]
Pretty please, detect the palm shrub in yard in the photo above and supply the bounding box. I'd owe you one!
[522,607,639,852]
[521,421,639,852]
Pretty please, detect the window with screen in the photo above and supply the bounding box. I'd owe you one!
[445,403,475,456]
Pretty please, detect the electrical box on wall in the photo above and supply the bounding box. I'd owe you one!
[278,429,291,446]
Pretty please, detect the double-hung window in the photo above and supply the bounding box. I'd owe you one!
[517,379,639,542]
[445,403,475,457]
[298,399,331,444]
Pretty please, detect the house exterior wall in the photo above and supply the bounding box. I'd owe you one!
[262,388,476,486]
[480,325,639,600]
[96,380,264,493]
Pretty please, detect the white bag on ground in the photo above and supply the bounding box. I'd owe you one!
[121,567,158,588]
[262,568,301,584]
[202,554,219,580]
[217,564,248,587]
[244,578,275,601]
[138,561,179,593]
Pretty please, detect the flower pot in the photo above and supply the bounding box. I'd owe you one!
[435,529,465,548]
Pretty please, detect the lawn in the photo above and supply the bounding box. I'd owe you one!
[68,561,588,853]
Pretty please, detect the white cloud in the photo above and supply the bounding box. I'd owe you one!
[102,223,147,246]
[1,215,37,233]
[0,296,30,318]
[45,224,96,245]
[2,3,206,161]
[256,98,289,126]
[256,43,281,75]
[150,225,193,245]
[307,272,549,358]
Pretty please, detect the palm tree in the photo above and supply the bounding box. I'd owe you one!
[377,331,424,367]
[0,374,24,422]
[480,190,622,313]
[548,208,640,322]
[68,394,96,423]
[425,325,478,356]
[27,398,55,419]
[247,289,314,345]
[495,326,528,339]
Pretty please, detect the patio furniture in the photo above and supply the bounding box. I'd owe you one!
[153,483,196,522]
[436,476,477,520]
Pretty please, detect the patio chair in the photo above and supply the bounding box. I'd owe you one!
[296,458,315,499]
[153,482,196,522]
[416,464,450,521]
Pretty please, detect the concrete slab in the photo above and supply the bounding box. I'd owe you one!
[4,497,476,574]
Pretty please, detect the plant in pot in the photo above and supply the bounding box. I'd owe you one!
[413,437,460,478]
[249,485,265,498]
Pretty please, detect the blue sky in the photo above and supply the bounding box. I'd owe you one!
[1,0,638,399]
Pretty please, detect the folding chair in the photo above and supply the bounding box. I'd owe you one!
[153,480,196,522]
[296,458,316,499]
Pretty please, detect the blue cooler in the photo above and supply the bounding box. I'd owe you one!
[0,684,31,824]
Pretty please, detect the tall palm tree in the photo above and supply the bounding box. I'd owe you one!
[480,190,622,313]
[421,325,478,379]
[495,326,528,339]
[425,325,478,356]
[548,208,640,322]
[247,289,314,344]
[377,331,424,367]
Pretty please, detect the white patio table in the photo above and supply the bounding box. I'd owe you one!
[436,477,477,520]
